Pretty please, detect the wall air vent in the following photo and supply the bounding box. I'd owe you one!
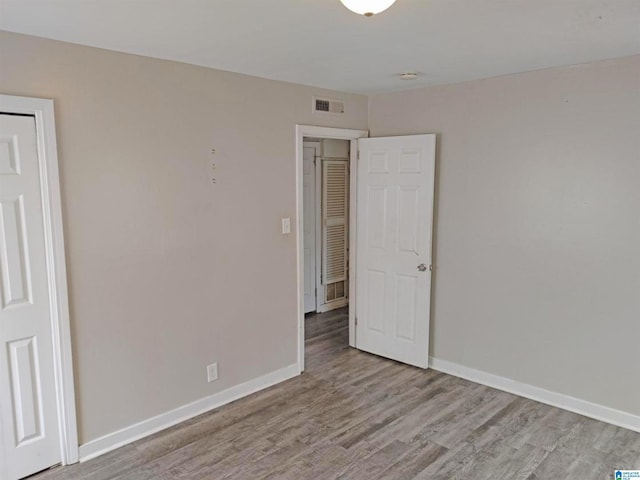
[314,97,345,115]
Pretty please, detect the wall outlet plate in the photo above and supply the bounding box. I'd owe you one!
[207,363,218,383]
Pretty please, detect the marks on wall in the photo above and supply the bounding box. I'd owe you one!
[210,148,217,185]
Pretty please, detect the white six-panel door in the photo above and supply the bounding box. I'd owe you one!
[0,114,62,479]
[355,134,436,368]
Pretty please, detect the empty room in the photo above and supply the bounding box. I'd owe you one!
[1,0,639,479]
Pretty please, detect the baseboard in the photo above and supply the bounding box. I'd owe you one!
[77,357,639,463]
[78,363,299,462]
[429,357,640,433]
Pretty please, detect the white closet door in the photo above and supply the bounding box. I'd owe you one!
[0,114,62,479]
[355,134,436,368]
[322,160,349,304]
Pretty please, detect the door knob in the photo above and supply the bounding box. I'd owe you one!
[417,264,427,272]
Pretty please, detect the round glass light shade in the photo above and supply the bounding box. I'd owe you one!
[339,0,397,16]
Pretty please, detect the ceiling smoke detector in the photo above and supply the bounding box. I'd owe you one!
[399,72,419,80]
[339,0,397,17]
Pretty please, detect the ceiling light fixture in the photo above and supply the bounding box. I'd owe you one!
[339,0,397,17]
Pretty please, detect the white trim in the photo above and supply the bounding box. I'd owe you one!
[302,141,322,314]
[314,145,322,312]
[0,95,79,465]
[79,363,299,462]
[295,126,368,373]
[347,139,358,348]
[302,141,320,314]
[429,357,640,433]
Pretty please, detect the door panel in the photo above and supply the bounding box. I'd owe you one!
[366,269,385,332]
[366,186,387,249]
[0,196,32,307]
[355,135,436,368]
[8,336,43,445]
[0,114,62,479]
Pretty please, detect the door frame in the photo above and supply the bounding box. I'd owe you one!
[295,125,368,372]
[0,94,79,465]
[302,141,321,314]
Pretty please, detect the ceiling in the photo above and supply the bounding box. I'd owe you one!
[2,0,639,94]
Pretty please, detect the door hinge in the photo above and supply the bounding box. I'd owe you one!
[355,316,358,326]
[357,150,360,160]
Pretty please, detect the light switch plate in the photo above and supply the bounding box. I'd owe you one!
[282,217,291,234]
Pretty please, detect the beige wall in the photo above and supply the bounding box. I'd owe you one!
[0,31,368,443]
[2,28,638,446]
[369,55,640,416]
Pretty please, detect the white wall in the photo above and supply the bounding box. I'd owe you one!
[0,31,368,444]
[369,55,640,417]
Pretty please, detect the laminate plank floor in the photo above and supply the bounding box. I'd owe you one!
[33,308,640,479]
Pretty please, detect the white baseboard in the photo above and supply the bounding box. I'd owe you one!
[429,357,640,433]
[78,357,639,463]
[78,363,299,462]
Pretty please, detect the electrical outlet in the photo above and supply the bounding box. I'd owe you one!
[207,363,218,383]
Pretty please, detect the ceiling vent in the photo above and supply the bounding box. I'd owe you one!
[314,97,345,115]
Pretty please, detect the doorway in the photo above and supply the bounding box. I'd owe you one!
[296,126,437,373]
[296,126,368,372]
[0,95,78,480]
[303,138,351,315]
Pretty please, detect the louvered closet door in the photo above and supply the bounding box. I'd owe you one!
[322,160,348,304]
